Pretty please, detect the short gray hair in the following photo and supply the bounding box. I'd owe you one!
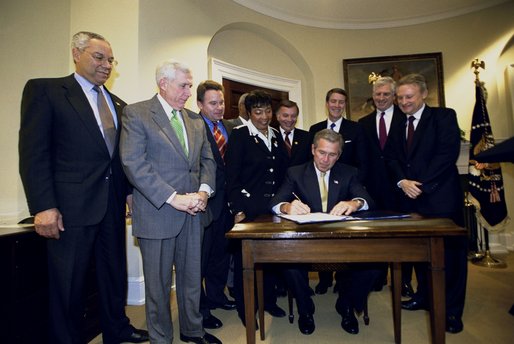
[155,60,191,85]
[373,76,396,94]
[71,31,108,51]
[313,129,343,153]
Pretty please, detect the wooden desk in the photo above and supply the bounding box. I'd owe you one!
[226,215,465,344]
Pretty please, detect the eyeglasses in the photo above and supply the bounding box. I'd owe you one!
[83,50,118,66]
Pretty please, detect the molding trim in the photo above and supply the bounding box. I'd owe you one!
[209,58,305,128]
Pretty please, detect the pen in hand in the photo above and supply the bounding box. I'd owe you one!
[292,192,302,202]
[290,192,311,215]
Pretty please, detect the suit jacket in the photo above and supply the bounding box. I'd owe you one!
[202,118,235,221]
[386,105,462,216]
[270,162,374,213]
[120,95,216,239]
[228,116,245,127]
[288,128,312,167]
[19,74,129,226]
[358,106,405,210]
[225,125,289,220]
[308,118,366,171]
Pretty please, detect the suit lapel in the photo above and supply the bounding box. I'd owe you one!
[408,106,431,156]
[327,167,343,210]
[63,76,110,156]
[305,163,323,211]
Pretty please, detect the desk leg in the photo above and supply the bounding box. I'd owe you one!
[256,267,265,340]
[391,262,402,344]
[242,241,256,344]
[429,237,446,344]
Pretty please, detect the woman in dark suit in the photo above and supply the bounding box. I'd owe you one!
[225,90,289,324]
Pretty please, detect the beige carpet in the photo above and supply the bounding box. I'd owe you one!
[91,252,514,343]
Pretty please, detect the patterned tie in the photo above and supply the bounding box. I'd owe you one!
[93,86,116,157]
[170,109,188,155]
[379,112,387,150]
[407,115,416,152]
[213,122,227,159]
[330,122,336,131]
[319,172,328,212]
[284,131,292,157]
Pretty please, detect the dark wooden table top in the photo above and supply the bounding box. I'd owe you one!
[226,214,466,239]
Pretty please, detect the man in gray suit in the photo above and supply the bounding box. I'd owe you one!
[120,60,220,344]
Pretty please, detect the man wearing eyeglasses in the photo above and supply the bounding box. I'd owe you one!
[19,31,148,343]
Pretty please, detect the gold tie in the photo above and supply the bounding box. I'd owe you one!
[170,109,188,155]
[319,172,328,212]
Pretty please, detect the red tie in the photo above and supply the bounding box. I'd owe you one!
[379,112,387,150]
[213,122,226,159]
[407,116,415,151]
[284,131,292,156]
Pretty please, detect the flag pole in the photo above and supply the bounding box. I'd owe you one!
[468,58,507,268]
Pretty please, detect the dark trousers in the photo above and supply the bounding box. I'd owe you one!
[283,267,314,316]
[232,240,278,321]
[335,264,382,313]
[200,207,233,317]
[412,236,468,318]
[47,182,132,344]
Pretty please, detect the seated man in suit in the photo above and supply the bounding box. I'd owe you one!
[308,88,366,294]
[270,129,380,335]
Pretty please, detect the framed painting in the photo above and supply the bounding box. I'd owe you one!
[342,52,445,121]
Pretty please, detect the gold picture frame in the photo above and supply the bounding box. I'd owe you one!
[343,52,445,121]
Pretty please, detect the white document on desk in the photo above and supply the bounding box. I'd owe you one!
[278,212,356,224]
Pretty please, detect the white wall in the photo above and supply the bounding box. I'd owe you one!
[2,0,513,246]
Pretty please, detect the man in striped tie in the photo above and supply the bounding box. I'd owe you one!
[196,80,237,330]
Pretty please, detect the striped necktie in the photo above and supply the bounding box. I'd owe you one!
[213,122,227,159]
[284,131,292,156]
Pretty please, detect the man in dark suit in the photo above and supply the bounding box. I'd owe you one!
[388,73,467,334]
[120,61,220,344]
[228,93,249,126]
[275,99,311,167]
[196,80,236,330]
[19,31,148,344]
[270,129,379,335]
[308,88,366,294]
[358,77,412,294]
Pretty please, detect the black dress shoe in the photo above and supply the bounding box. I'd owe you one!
[203,314,223,329]
[298,314,315,335]
[264,304,286,317]
[120,328,149,343]
[340,307,359,335]
[314,281,331,295]
[120,328,150,343]
[401,298,428,311]
[179,332,222,344]
[213,300,236,310]
[446,315,463,333]
[401,282,415,297]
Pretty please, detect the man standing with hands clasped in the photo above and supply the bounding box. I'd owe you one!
[271,129,380,335]
[19,31,148,344]
[120,60,220,344]
[387,73,467,334]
